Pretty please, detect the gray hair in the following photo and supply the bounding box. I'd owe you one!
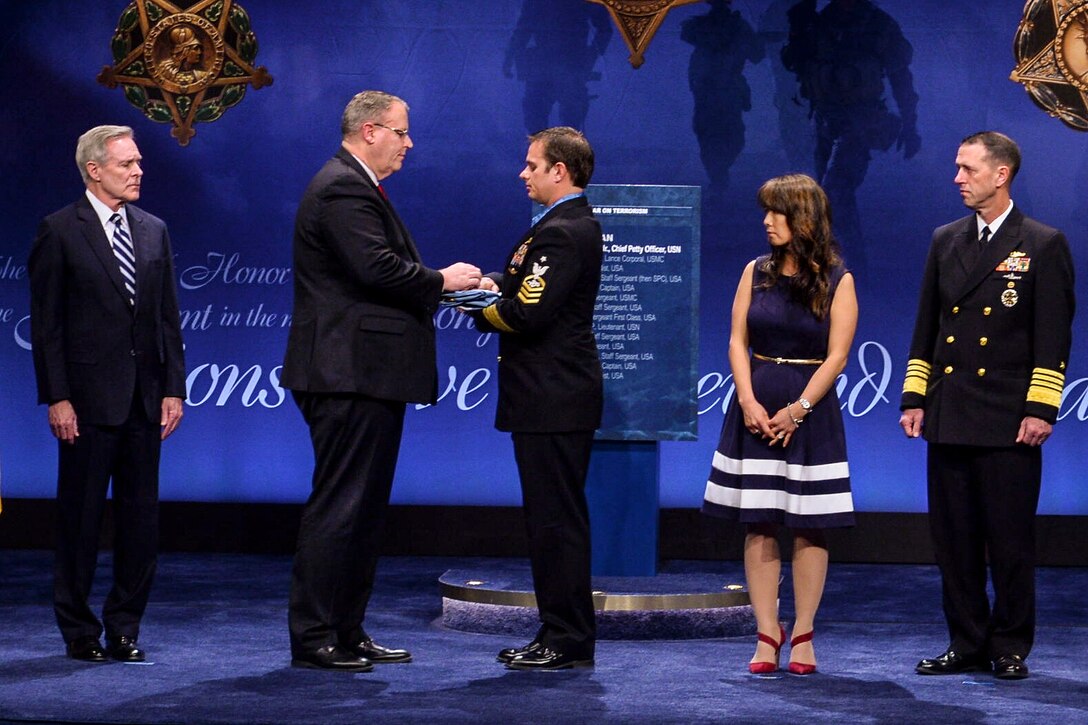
[76,125,134,184]
[340,91,407,138]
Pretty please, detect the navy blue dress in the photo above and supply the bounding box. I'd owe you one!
[703,256,855,528]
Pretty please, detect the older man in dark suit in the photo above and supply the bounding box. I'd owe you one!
[281,90,481,671]
[901,131,1075,680]
[29,125,186,663]
[471,127,604,670]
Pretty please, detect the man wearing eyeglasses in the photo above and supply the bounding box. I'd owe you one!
[281,90,482,671]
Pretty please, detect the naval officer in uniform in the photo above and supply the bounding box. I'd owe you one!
[900,131,1075,680]
[471,126,603,670]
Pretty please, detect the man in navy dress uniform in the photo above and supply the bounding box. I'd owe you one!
[900,131,1075,680]
[472,127,604,670]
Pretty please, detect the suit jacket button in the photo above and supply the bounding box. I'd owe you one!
[130,349,135,356]
[945,335,955,343]
[977,368,986,376]
[952,306,960,314]
[979,337,988,346]
[944,366,953,374]
[983,306,992,315]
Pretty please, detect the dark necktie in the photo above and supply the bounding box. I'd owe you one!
[110,212,136,305]
[979,225,991,248]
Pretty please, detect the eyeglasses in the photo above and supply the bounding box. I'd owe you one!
[373,123,410,138]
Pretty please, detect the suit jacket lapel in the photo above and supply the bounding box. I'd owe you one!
[956,208,1023,301]
[335,148,423,264]
[76,197,131,305]
[128,205,151,310]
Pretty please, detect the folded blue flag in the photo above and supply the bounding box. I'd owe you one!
[440,289,500,309]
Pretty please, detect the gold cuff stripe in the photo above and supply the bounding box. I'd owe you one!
[1026,386,1062,408]
[1031,367,1065,385]
[903,359,931,396]
[902,377,928,396]
[482,304,515,333]
[1026,367,1065,408]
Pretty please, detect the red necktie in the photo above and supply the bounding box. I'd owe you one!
[377,184,388,201]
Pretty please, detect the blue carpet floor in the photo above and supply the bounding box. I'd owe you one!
[0,551,1086,723]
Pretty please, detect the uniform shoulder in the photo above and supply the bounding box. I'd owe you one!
[1017,213,1063,241]
[932,215,973,241]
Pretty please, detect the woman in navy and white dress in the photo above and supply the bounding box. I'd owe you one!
[703,174,858,675]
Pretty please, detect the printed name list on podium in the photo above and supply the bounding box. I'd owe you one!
[588,185,700,442]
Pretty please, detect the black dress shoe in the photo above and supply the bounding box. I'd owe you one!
[505,646,593,671]
[292,645,374,672]
[66,636,107,662]
[916,649,986,675]
[106,635,146,662]
[497,640,542,664]
[993,654,1029,680]
[347,638,411,663]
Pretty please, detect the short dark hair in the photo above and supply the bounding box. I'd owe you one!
[529,127,594,187]
[961,131,1021,182]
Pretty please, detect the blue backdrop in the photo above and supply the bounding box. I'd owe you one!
[0,0,1085,514]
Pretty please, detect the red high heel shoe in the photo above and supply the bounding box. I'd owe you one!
[749,625,786,674]
[788,631,817,675]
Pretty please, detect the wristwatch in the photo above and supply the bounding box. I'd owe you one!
[796,397,812,411]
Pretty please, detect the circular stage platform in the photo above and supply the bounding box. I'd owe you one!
[440,566,753,640]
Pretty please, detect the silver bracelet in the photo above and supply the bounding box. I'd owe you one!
[786,402,803,426]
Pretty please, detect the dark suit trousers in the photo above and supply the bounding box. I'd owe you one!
[512,431,596,658]
[54,396,161,643]
[927,443,1041,659]
[289,391,405,654]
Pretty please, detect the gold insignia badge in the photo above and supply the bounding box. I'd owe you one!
[1001,288,1019,307]
[97,1,273,146]
[587,0,702,68]
[1011,0,1088,131]
[517,275,546,304]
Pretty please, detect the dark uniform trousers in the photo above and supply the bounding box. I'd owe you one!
[927,443,1041,659]
[55,390,161,644]
[513,431,596,658]
[288,391,405,653]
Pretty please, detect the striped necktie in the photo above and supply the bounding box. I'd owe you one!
[110,212,136,305]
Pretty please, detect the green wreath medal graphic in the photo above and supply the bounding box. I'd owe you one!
[97,0,273,146]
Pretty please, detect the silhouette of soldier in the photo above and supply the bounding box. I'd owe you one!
[681,0,764,200]
[759,0,816,171]
[782,0,920,271]
[504,0,612,134]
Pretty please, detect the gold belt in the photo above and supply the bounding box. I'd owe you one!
[753,353,824,365]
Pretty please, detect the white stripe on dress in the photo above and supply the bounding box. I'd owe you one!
[702,481,854,516]
[710,451,850,482]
